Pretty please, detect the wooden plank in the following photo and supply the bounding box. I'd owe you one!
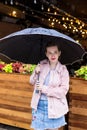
[70,85,87,95]
[70,107,87,116]
[0,117,31,129]
[69,119,87,129]
[0,94,31,103]
[69,126,87,130]
[0,112,31,124]
[0,81,33,91]
[59,127,64,130]
[69,113,87,122]
[70,99,87,108]
[0,73,29,81]
[0,87,33,97]
[0,99,31,112]
[70,78,87,95]
[0,108,32,119]
[69,93,87,101]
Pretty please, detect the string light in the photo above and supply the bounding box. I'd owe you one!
[52,18,55,22]
[5,0,7,4]
[10,0,13,5]
[41,4,44,10]
[3,0,87,39]
[62,17,65,20]
[58,21,61,24]
[48,18,51,21]
[51,22,54,27]
[66,17,69,21]
[56,19,58,22]
[71,22,73,25]
[9,10,17,17]
[76,40,79,43]
[47,8,50,12]
[35,1,87,39]
[54,12,57,15]
[34,0,37,4]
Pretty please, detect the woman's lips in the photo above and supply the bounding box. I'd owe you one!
[51,58,56,60]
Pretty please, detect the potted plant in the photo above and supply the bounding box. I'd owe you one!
[0,60,36,129]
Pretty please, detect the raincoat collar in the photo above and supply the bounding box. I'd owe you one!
[40,59,63,73]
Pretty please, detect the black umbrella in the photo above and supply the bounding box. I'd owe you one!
[0,27,86,65]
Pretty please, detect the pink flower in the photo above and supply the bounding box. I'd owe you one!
[0,64,5,71]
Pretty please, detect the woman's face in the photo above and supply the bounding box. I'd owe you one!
[46,46,61,64]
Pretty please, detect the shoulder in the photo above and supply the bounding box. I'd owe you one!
[56,61,65,70]
[56,62,68,73]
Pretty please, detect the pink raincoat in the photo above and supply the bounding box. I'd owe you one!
[30,60,69,118]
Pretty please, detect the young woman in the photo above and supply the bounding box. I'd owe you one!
[30,39,69,130]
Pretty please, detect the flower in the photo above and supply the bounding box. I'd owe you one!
[2,63,13,73]
[75,66,87,80]
[0,59,36,74]
[12,62,23,73]
[0,60,5,71]
[0,64,5,71]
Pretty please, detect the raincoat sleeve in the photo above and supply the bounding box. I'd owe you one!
[41,66,69,99]
[29,70,38,85]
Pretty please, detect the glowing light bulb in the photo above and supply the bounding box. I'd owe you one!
[48,8,50,12]
[34,0,37,4]
[10,0,13,5]
[41,4,44,10]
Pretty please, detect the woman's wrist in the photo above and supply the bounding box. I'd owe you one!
[35,70,38,74]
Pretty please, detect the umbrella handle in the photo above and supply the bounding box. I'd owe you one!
[35,72,40,94]
[37,72,40,81]
[36,63,40,81]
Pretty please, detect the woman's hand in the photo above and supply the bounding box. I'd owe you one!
[35,64,40,74]
[35,80,42,91]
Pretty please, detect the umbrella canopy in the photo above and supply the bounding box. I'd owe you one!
[0,27,86,65]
